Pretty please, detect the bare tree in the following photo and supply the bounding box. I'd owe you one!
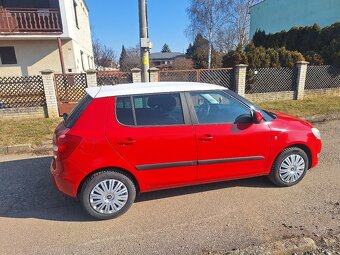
[187,0,261,55]
[218,0,261,52]
[216,29,236,53]
[230,0,260,49]
[119,45,141,71]
[186,0,230,68]
[93,39,117,69]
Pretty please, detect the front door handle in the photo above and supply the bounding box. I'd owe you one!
[198,134,213,142]
[118,138,136,146]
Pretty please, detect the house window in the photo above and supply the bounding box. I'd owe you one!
[73,0,79,29]
[80,51,85,71]
[0,47,17,65]
[87,55,91,69]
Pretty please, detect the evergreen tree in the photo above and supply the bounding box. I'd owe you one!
[119,45,128,71]
[161,43,171,53]
[186,34,221,69]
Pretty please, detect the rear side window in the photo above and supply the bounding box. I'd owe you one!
[116,96,134,125]
[116,93,185,126]
[65,94,92,128]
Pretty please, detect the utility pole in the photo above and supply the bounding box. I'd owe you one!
[138,0,151,82]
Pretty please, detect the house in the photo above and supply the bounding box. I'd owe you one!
[249,0,340,38]
[0,0,94,77]
[150,52,185,69]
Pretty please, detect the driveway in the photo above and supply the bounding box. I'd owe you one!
[0,120,339,255]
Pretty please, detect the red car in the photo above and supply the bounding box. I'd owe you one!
[51,82,322,220]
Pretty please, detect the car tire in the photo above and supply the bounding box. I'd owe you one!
[268,147,309,187]
[80,170,136,220]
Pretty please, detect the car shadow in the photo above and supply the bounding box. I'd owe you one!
[0,156,274,222]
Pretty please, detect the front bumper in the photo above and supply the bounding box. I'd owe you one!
[310,138,322,169]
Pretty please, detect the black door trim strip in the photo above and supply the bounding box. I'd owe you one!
[136,161,196,170]
[135,156,264,170]
[197,156,264,165]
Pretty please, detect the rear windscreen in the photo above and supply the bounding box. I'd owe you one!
[64,94,93,128]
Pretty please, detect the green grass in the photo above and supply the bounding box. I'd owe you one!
[0,95,339,147]
[0,118,61,147]
[257,95,340,118]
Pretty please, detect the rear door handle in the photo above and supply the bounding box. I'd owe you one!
[198,134,213,142]
[118,138,136,146]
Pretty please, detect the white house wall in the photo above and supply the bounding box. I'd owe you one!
[0,39,75,76]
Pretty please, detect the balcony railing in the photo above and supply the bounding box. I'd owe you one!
[0,8,62,34]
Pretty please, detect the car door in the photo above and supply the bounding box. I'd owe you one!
[106,92,198,189]
[186,90,271,182]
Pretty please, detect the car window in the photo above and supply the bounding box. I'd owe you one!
[116,96,134,125]
[134,93,184,126]
[189,91,251,124]
[116,93,185,126]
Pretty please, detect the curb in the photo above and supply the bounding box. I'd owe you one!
[304,112,340,123]
[0,143,51,156]
[224,237,317,255]
[0,144,31,155]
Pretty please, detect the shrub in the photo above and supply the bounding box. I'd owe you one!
[252,22,340,67]
[304,51,324,65]
[221,50,248,67]
[222,45,305,69]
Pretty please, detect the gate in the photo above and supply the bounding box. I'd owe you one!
[54,73,87,116]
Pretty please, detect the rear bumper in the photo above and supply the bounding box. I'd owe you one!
[50,158,78,198]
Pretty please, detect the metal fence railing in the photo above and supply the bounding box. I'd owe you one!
[159,68,234,90]
[0,8,63,34]
[0,75,46,109]
[246,67,297,94]
[305,65,340,90]
[97,72,132,86]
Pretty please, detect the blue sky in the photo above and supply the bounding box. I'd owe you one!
[86,0,191,55]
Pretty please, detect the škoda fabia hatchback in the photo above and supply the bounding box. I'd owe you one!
[51,82,322,220]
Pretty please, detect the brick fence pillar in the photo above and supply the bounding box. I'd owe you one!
[40,69,59,118]
[131,68,142,83]
[149,67,159,82]
[85,69,97,87]
[234,64,248,97]
[295,61,309,100]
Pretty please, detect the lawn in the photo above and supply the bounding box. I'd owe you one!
[0,118,61,147]
[0,95,339,147]
[257,95,340,118]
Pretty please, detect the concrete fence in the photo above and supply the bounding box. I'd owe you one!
[0,62,340,119]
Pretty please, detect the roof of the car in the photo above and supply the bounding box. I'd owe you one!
[86,82,227,98]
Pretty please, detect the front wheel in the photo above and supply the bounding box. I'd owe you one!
[80,170,136,220]
[268,147,309,187]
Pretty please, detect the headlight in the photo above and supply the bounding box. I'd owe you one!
[312,128,321,140]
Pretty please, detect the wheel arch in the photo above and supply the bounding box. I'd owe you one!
[76,167,141,198]
[272,143,312,170]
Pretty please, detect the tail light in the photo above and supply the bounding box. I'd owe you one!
[54,130,82,160]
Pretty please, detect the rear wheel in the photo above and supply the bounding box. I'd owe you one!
[269,147,309,187]
[80,170,136,220]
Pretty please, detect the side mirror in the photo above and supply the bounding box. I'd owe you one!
[251,110,263,124]
[234,114,253,124]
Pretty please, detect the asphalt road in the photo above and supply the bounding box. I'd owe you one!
[0,120,339,255]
